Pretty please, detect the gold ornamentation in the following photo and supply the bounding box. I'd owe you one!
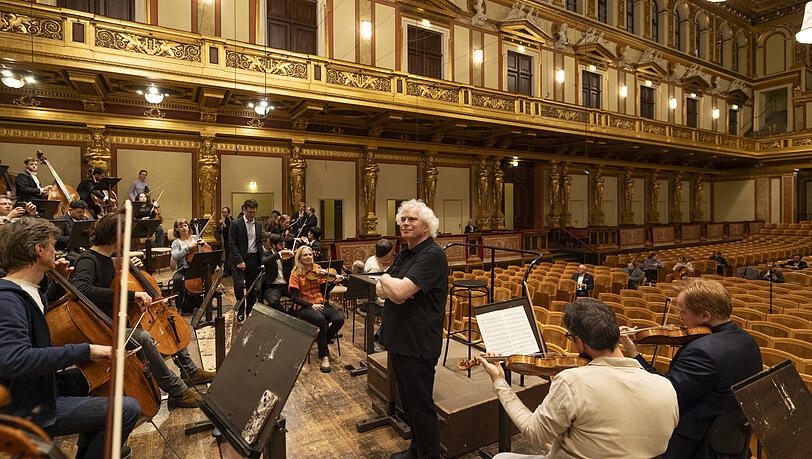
[247,117,264,127]
[793,137,812,147]
[288,144,307,213]
[405,81,459,103]
[471,92,515,112]
[559,163,571,227]
[84,128,111,175]
[693,178,705,221]
[620,169,634,225]
[608,115,636,130]
[326,68,391,92]
[547,160,561,228]
[672,127,692,140]
[492,157,505,230]
[362,147,379,236]
[423,151,438,210]
[697,132,716,145]
[144,107,165,118]
[291,119,308,130]
[476,155,490,230]
[647,172,659,224]
[640,121,667,136]
[0,126,87,143]
[672,174,683,223]
[12,95,41,107]
[95,28,201,62]
[198,137,219,239]
[741,139,755,151]
[590,167,605,226]
[759,140,782,151]
[722,135,738,147]
[225,51,307,79]
[539,103,588,123]
[0,12,62,40]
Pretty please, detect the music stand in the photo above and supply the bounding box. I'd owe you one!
[65,220,95,251]
[30,199,61,219]
[131,219,162,273]
[343,273,378,376]
[48,219,67,233]
[200,304,318,458]
[189,217,210,237]
[732,360,812,459]
[130,201,148,214]
[93,177,120,191]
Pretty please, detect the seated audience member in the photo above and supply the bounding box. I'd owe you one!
[780,254,807,270]
[620,277,762,458]
[642,252,664,285]
[760,263,785,283]
[260,232,293,312]
[478,299,679,459]
[709,250,727,275]
[623,260,645,290]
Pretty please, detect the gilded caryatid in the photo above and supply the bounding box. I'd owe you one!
[547,160,560,228]
[288,143,307,214]
[693,178,705,221]
[620,169,635,225]
[423,151,438,210]
[648,172,660,224]
[590,167,605,226]
[362,147,379,236]
[83,128,112,174]
[560,163,572,227]
[672,174,683,223]
[492,157,505,230]
[476,155,490,230]
[198,137,219,241]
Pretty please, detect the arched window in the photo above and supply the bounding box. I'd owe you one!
[675,10,681,50]
[627,0,635,33]
[598,0,607,23]
[651,2,659,41]
[695,22,701,56]
[566,0,577,12]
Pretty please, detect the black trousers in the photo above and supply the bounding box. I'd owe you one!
[296,305,344,358]
[233,253,260,316]
[262,283,289,312]
[390,353,440,459]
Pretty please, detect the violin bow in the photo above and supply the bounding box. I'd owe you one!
[649,298,672,368]
[524,281,549,355]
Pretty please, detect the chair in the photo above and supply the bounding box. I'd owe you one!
[731,308,766,322]
[624,307,658,322]
[541,324,570,351]
[790,329,812,342]
[621,297,647,310]
[629,318,660,329]
[549,301,567,313]
[615,313,630,327]
[598,292,622,304]
[745,290,772,300]
[546,311,564,327]
[760,347,802,371]
[620,289,645,299]
[605,301,626,316]
[771,338,812,359]
[493,287,511,302]
[767,314,811,330]
[556,279,577,302]
[746,329,773,348]
[748,321,792,339]
[641,354,672,375]
[610,272,630,294]
[593,274,611,298]
[729,315,747,329]
[643,293,668,304]
[533,306,549,325]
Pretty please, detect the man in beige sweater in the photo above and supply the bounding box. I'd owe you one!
[478,299,679,459]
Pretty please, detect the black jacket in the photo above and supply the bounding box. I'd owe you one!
[14,170,43,203]
[261,250,293,288]
[53,213,92,250]
[228,217,263,267]
[76,177,104,205]
[570,272,594,297]
[0,279,89,427]
[637,321,762,458]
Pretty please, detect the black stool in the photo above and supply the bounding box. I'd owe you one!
[443,279,489,378]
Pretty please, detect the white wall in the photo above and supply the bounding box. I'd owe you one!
[306,159,357,238]
[568,174,588,228]
[771,178,781,223]
[375,163,418,235]
[632,177,645,225]
[436,166,470,232]
[0,143,82,195]
[714,180,755,221]
[602,175,618,226]
[221,154,284,219]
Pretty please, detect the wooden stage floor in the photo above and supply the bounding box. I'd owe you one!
[54,276,542,458]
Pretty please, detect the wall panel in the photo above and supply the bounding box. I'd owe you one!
[435,166,470,233]
[453,24,470,84]
[375,3,396,70]
[483,32,499,90]
[632,177,645,225]
[714,180,755,221]
[157,0,192,32]
[306,159,357,238]
[375,163,417,236]
[602,175,618,226]
[220,154,283,222]
[220,0,250,43]
[568,174,588,228]
[333,0,356,61]
[771,177,781,223]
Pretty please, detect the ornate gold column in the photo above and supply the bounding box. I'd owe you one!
[620,169,635,225]
[423,150,438,210]
[83,126,112,176]
[693,177,705,221]
[590,167,605,226]
[666,9,675,48]
[672,173,683,223]
[476,155,490,231]
[198,136,219,241]
[560,163,572,227]
[361,146,379,236]
[547,160,561,228]
[288,142,307,214]
[647,171,660,224]
[492,157,505,230]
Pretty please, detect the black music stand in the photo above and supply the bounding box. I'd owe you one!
[190,217,210,237]
[732,360,812,459]
[200,304,318,458]
[130,201,148,214]
[93,177,120,191]
[30,199,61,218]
[131,219,162,273]
[65,220,95,251]
[343,274,378,376]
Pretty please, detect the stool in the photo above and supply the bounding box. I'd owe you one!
[443,279,489,378]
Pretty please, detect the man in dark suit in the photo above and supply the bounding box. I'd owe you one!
[780,254,808,270]
[76,167,108,215]
[260,233,293,312]
[620,278,762,459]
[53,200,92,252]
[217,206,233,276]
[571,264,594,298]
[301,206,318,236]
[463,219,477,233]
[14,157,50,204]
[290,202,307,236]
[229,199,263,322]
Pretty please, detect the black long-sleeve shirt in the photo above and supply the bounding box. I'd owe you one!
[70,249,135,318]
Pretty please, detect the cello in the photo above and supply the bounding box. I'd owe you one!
[36,151,90,219]
[184,218,219,295]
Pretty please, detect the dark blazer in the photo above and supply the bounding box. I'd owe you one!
[637,321,762,458]
[76,177,104,205]
[302,214,317,235]
[290,211,306,230]
[14,170,43,203]
[228,217,263,267]
[261,250,293,287]
[0,280,89,427]
[464,225,477,233]
[570,272,594,297]
[217,216,233,243]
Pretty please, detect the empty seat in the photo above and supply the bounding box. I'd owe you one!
[771,338,812,359]
[767,314,810,330]
[748,321,792,339]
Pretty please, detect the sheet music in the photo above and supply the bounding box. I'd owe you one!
[476,306,540,356]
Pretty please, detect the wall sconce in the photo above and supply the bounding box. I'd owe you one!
[669,97,678,109]
[645,80,652,87]
[588,64,596,72]
[511,156,519,167]
[712,108,720,119]
[796,1,812,43]
[249,181,257,190]
[517,45,525,53]
[689,92,697,98]
[619,85,628,98]
[731,104,739,110]
[360,20,372,40]
[555,69,566,83]
[473,49,483,65]
[422,19,431,27]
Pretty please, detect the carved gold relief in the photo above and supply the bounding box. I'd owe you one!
[84,128,112,175]
[640,121,667,136]
[198,138,219,240]
[476,155,490,230]
[590,168,605,226]
[741,139,755,151]
[95,29,201,62]
[288,144,307,214]
[12,95,41,107]
[793,137,812,147]
[405,81,459,103]
[759,140,782,151]
[609,115,636,130]
[144,107,165,118]
[423,151,438,210]
[560,164,572,227]
[492,157,505,230]
[539,103,589,123]
[671,174,683,223]
[722,135,738,147]
[620,169,634,225]
[361,147,379,236]
[693,178,705,222]
[647,172,659,224]
[326,68,391,92]
[0,11,62,40]
[471,92,515,112]
[226,51,307,78]
[547,160,561,228]
[697,132,716,145]
[672,127,692,140]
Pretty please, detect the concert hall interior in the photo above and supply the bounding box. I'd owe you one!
[2,0,812,458]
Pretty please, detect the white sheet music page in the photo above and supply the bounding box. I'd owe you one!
[476,306,540,356]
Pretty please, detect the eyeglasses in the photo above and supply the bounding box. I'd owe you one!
[565,332,576,342]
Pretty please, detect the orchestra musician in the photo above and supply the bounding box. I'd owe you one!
[53,199,92,252]
[229,199,263,322]
[259,232,293,312]
[13,157,51,204]
[0,217,140,459]
[376,199,448,459]
[70,213,214,409]
[288,245,344,373]
[296,226,323,261]
[709,250,727,276]
[134,192,166,246]
[217,206,233,276]
[478,299,679,459]
[619,278,762,458]
[170,219,204,313]
[77,167,115,216]
[291,202,306,231]
[571,264,593,298]
[642,252,665,285]
[361,238,393,351]
[268,211,283,235]
[299,206,318,237]
[127,169,149,201]
[276,214,295,248]
[0,195,38,224]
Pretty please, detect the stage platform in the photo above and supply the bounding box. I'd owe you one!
[367,340,550,458]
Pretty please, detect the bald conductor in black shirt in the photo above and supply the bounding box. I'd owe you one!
[377,199,448,459]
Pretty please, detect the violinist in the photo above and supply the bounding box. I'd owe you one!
[0,217,140,458]
[135,192,166,246]
[619,278,762,459]
[0,195,38,225]
[260,232,293,312]
[229,199,263,322]
[296,226,323,261]
[266,209,281,233]
[288,245,344,373]
[77,167,115,216]
[170,219,204,312]
[13,157,51,204]
[478,299,679,459]
[70,214,214,409]
[276,214,295,248]
[53,199,92,252]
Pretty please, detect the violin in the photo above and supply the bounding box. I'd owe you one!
[184,219,218,295]
[112,260,192,357]
[621,325,711,346]
[458,353,588,377]
[36,151,90,219]
[279,248,294,260]
[305,266,340,281]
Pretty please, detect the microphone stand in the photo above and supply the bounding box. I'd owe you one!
[767,268,774,315]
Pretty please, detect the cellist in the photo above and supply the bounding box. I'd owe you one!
[70,214,214,409]
[0,217,140,458]
[170,218,202,312]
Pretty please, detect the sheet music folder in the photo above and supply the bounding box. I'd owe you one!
[473,298,544,356]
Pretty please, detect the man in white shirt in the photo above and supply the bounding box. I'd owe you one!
[570,264,594,298]
[478,299,679,459]
[14,157,51,204]
[128,169,149,201]
[229,199,263,322]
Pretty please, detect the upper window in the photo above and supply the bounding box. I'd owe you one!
[686,98,699,128]
[640,86,656,120]
[507,51,533,97]
[652,3,659,42]
[566,0,578,13]
[626,0,635,34]
[675,11,682,51]
[695,23,701,57]
[58,0,134,21]
[407,26,443,79]
[728,108,738,135]
[598,0,608,24]
[582,70,602,109]
[267,0,317,54]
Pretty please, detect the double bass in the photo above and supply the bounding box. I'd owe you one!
[0,161,15,197]
[36,151,91,219]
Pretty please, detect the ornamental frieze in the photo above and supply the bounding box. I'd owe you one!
[741,139,755,151]
[0,11,62,40]
[721,135,738,147]
[672,127,692,140]
[325,68,391,92]
[405,81,459,103]
[640,121,667,136]
[225,51,307,79]
[471,92,516,112]
[697,132,716,145]
[608,115,635,130]
[539,103,588,123]
[792,137,812,147]
[95,28,201,62]
[759,140,782,151]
